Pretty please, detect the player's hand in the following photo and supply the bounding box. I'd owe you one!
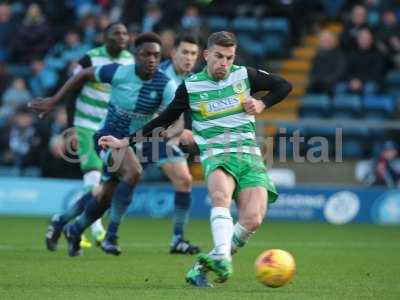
[98,136,129,149]
[27,97,57,118]
[243,97,266,115]
[180,129,195,145]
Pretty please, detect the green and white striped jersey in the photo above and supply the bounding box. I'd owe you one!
[73,46,134,130]
[185,65,260,161]
[134,65,291,163]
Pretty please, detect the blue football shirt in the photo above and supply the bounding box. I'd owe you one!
[94,63,177,137]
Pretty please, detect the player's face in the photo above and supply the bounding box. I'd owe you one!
[106,24,129,50]
[172,42,199,74]
[204,45,236,80]
[136,42,162,76]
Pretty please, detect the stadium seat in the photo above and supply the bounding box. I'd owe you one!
[299,94,331,118]
[260,17,290,36]
[368,127,391,156]
[245,41,266,58]
[385,70,400,89]
[363,95,395,119]
[340,127,368,159]
[304,126,337,157]
[332,94,362,119]
[274,123,306,159]
[261,34,286,57]
[231,16,259,34]
[206,16,230,31]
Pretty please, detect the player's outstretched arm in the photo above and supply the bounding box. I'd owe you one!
[28,67,96,118]
[99,84,191,150]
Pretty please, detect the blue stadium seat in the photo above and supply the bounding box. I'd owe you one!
[260,17,290,36]
[385,71,400,101]
[274,123,306,159]
[363,95,395,119]
[237,34,267,59]
[368,128,392,156]
[341,127,368,159]
[261,34,285,56]
[299,94,331,118]
[206,16,230,31]
[387,88,400,100]
[305,126,337,157]
[332,94,362,119]
[245,41,266,58]
[232,16,259,34]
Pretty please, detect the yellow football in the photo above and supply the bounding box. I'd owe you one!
[255,249,296,288]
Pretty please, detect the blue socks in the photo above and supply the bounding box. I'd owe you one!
[106,180,135,240]
[74,196,108,235]
[55,192,92,226]
[172,191,192,243]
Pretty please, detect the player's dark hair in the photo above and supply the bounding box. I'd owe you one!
[134,32,162,49]
[174,33,200,48]
[103,22,125,36]
[207,31,237,49]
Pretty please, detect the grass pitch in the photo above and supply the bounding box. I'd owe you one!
[0,217,399,300]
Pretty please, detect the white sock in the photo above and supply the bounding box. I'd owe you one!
[83,170,101,189]
[231,222,254,254]
[83,170,105,237]
[210,207,234,261]
[91,219,105,238]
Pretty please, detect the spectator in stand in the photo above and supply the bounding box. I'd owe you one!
[0,2,17,61]
[8,106,40,175]
[0,78,32,126]
[160,29,176,61]
[44,29,91,73]
[141,3,164,33]
[12,3,53,63]
[340,5,369,51]
[78,13,98,46]
[364,0,382,28]
[40,106,81,178]
[376,9,400,69]
[307,30,346,94]
[367,140,400,188]
[336,28,386,95]
[29,58,58,98]
[181,4,202,31]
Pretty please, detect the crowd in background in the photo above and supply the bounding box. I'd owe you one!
[0,0,399,184]
[308,2,400,96]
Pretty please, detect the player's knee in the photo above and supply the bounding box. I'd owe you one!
[241,213,263,231]
[175,172,192,191]
[122,167,142,185]
[211,190,231,206]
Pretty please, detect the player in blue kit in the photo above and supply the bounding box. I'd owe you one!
[32,32,200,257]
[159,33,201,252]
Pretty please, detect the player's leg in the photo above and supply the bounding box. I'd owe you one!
[231,154,277,254]
[83,170,105,246]
[101,146,143,255]
[187,166,236,286]
[76,126,106,245]
[45,188,92,251]
[232,187,268,254]
[207,169,236,261]
[45,127,102,251]
[65,147,142,256]
[160,158,200,255]
[63,179,117,256]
